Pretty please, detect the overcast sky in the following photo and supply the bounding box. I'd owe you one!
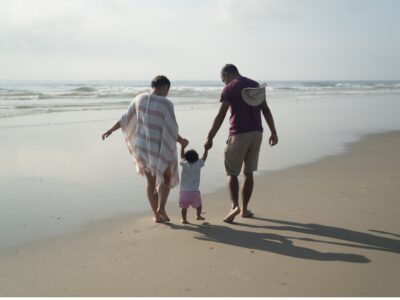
[1,0,399,81]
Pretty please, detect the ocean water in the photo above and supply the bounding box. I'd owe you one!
[1,80,400,250]
[1,80,400,118]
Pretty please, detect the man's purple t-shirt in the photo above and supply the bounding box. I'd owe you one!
[220,76,263,136]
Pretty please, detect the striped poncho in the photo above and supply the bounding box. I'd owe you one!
[119,92,179,190]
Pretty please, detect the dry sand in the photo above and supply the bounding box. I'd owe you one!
[0,131,399,296]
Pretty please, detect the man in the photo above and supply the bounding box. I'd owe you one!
[204,64,278,223]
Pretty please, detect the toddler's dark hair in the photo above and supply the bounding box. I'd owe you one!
[184,149,199,164]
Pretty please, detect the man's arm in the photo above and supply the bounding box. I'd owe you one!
[102,121,121,140]
[204,101,230,150]
[260,100,278,146]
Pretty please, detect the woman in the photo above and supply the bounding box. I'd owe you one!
[102,75,188,223]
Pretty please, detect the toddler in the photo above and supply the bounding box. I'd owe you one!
[179,145,208,224]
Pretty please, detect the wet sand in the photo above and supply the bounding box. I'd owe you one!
[0,131,399,296]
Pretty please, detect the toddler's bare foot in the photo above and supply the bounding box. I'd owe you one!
[196,216,206,221]
[181,219,189,224]
[223,207,241,223]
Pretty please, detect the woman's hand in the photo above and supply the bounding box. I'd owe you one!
[177,135,189,148]
[102,121,121,141]
[102,130,112,140]
[180,138,189,148]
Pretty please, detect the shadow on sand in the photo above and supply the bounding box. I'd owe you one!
[167,217,400,263]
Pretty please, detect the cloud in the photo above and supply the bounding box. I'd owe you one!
[0,0,399,80]
[217,0,369,28]
[0,1,183,54]
[217,0,310,26]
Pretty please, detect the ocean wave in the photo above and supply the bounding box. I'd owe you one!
[272,81,400,91]
[1,88,221,100]
[70,86,97,92]
[1,80,400,119]
[1,81,399,100]
[0,106,129,119]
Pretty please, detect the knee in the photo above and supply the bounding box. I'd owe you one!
[164,177,171,186]
[147,179,156,192]
[146,172,156,187]
[244,172,253,180]
[163,167,172,185]
[228,175,238,181]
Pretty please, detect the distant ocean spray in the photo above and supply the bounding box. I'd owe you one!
[1,80,400,118]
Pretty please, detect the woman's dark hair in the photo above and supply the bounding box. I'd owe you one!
[184,149,199,164]
[151,75,171,89]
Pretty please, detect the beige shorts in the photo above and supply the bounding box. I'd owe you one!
[224,131,263,176]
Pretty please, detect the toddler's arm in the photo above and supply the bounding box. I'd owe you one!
[180,144,185,159]
[202,147,208,162]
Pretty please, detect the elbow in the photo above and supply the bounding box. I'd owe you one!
[262,107,272,119]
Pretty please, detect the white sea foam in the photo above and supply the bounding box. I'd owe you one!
[1,80,400,118]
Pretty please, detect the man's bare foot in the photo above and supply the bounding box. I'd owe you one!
[181,219,189,224]
[153,214,162,223]
[241,210,254,218]
[223,207,241,223]
[196,216,206,221]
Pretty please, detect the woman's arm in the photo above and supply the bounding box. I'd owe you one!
[102,121,121,140]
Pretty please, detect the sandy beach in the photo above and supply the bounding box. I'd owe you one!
[0,130,399,296]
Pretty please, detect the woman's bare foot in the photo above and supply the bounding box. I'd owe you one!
[223,206,241,223]
[157,209,170,222]
[196,216,206,221]
[181,219,189,224]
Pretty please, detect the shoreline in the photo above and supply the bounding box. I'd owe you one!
[1,130,399,296]
[2,92,400,251]
[0,128,385,254]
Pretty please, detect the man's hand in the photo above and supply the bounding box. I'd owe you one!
[269,133,278,146]
[204,138,213,150]
[102,130,112,140]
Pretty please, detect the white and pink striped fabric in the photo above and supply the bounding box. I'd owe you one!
[119,92,179,190]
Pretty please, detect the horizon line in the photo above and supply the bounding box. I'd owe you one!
[1,78,399,82]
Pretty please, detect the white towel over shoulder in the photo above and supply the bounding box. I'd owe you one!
[119,92,179,190]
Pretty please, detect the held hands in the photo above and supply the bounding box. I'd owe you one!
[180,138,189,148]
[269,133,278,146]
[204,138,213,150]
